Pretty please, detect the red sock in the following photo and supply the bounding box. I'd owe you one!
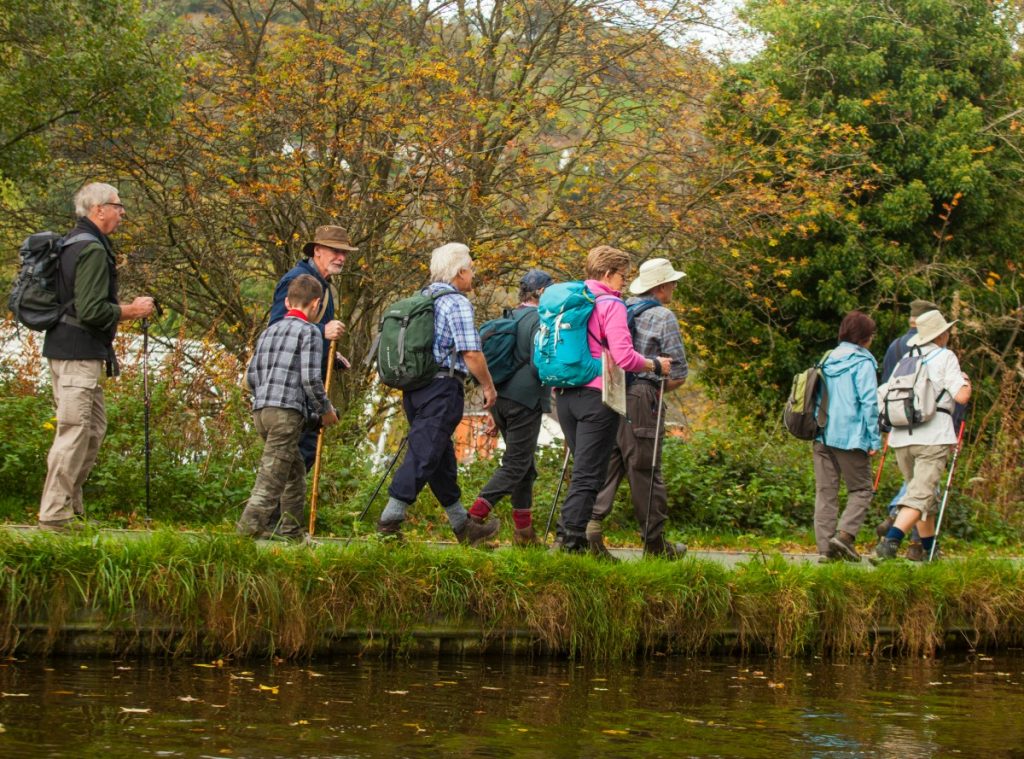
[512,509,532,530]
[469,497,491,519]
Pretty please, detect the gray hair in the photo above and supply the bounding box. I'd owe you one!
[74,182,119,217]
[429,242,472,283]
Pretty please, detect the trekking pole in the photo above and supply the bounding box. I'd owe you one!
[872,433,890,495]
[930,419,966,561]
[141,300,162,525]
[355,435,408,524]
[542,445,572,543]
[641,375,667,555]
[307,339,338,537]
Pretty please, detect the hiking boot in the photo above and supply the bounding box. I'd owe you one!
[37,519,75,533]
[456,516,500,547]
[645,534,687,560]
[905,541,925,562]
[376,518,405,542]
[828,531,862,563]
[512,524,540,546]
[871,538,901,563]
[818,552,840,564]
[585,520,618,562]
[875,516,894,538]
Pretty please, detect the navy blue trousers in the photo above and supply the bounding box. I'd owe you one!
[388,376,464,507]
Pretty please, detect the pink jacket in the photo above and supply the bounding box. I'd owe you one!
[583,279,648,390]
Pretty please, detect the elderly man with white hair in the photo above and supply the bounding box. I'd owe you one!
[38,182,156,530]
[377,242,501,545]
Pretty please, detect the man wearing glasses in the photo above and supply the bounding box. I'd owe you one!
[38,182,156,530]
[267,225,356,471]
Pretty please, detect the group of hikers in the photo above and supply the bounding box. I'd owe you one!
[28,182,970,564]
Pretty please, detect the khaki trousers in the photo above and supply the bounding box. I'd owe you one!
[812,442,873,554]
[39,359,107,523]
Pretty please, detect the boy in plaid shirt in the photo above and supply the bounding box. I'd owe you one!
[238,274,338,540]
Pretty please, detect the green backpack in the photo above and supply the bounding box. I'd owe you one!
[376,290,459,390]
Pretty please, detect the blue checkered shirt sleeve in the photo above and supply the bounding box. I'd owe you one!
[630,301,689,382]
[426,283,481,373]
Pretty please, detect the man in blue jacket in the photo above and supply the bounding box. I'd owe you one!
[269,225,356,469]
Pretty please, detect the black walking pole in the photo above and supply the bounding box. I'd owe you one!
[141,301,162,525]
[356,435,408,524]
[641,376,667,555]
[542,445,572,543]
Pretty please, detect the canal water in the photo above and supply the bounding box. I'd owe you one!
[1,653,1022,757]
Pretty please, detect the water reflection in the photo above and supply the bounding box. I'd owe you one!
[0,654,1022,757]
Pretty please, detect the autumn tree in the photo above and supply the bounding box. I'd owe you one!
[91,0,716,409]
[690,0,1024,414]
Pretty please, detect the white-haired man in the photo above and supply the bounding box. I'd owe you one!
[378,243,501,544]
[38,182,156,530]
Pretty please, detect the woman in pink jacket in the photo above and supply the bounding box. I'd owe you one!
[555,246,671,554]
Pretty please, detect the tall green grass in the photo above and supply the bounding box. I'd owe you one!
[1,530,1022,660]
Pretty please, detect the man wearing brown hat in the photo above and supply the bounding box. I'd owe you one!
[588,258,689,559]
[268,225,357,471]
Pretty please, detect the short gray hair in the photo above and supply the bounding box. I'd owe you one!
[74,182,119,217]
[430,242,472,283]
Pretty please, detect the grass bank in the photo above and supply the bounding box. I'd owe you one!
[2,530,1023,661]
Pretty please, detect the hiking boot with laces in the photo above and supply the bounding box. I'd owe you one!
[828,530,862,562]
[875,516,895,538]
[871,538,901,563]
[905,541,925,561]
[585,520,618,562]
[512,524,540,546]
[376,518,405,542]
[644,534,688,560]
[456,515,500,547]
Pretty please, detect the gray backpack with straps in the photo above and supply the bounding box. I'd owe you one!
[8,231,98,331]
[879,346,949,433]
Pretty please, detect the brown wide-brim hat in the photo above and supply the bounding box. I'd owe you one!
[302,225,359,256]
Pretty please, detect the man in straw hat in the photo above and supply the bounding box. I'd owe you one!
[873,309,972,561]
[588,258,690,559]
[268,224,357,471]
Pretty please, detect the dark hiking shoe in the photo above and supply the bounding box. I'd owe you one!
[875,516,895,538]
[818,552,840,564]
[37,519,79,533]
[870,538,901,564]
[905,541,925,561]
[645,535,688,560]
[376,518,405,542]
[585,521,618,562]
[828,531,862,562]
[512,524,540,546]
[456,516,500,547]
[550,533,587,555]
[921,545,942,562]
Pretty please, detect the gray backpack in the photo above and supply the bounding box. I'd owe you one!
[879,347,949,433]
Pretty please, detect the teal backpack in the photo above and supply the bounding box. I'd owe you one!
[532,281,608,387]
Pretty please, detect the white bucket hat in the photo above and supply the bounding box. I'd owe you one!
[908,309,958,346]
[628,258,686,295]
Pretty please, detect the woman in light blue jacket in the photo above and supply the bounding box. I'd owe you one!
[813,311,881,562]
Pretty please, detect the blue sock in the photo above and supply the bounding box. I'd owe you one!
[885,527,906,543]
[921,536,935,553]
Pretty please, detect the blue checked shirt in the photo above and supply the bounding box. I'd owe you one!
[425,282,481,374]
[247,315,331,417]
[627,297,689,382]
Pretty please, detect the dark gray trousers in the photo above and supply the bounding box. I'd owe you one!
[479,397,543,510]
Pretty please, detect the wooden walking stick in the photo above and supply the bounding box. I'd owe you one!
[308,339,338,537]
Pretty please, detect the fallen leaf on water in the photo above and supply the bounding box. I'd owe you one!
[593,687,608,691]
[1,692,29,698]
[0,724,5,733]
[768,682,785,689]
[229,674,253,681]
[481,686,502,691]
[178,696,201,703]
[119,707,151,714]
[79,665,88,670]
[403,723,426,733]
[386,690,408,695]
[602,729,629,735]
[194,664,217,669]
[49,691,75,695]
[116,666,132,671]
[289,720,309,726]
[306,671,324,678]
[211,704,228,709]
[258,684,279,694]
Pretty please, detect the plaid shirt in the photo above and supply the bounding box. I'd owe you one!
[628,297,689,382]
[247,314,330,417]
[425,282,481,374]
